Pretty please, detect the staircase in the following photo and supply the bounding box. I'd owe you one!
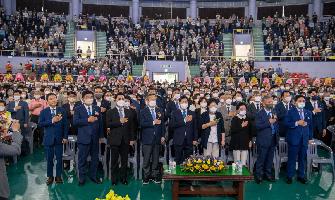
[132,65,143,76]
[252,27,265,61]
[222,33,233,58]
[96,32,107,58]
[189,65,200,77]
[64,22,75,58]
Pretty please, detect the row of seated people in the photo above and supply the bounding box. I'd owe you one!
[0,7,67,57]
[262,14,335,61]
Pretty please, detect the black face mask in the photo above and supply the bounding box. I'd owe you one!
[265,104,273,109]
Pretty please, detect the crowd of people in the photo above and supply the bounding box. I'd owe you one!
[262,13,335,60]
[0,7,67,57]
[0,60,334,199]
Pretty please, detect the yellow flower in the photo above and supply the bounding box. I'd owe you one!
[207,159,211,165]
[195,165,200,170]
[202,164,209,170]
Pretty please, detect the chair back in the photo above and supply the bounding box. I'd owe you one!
[278,137,288,158]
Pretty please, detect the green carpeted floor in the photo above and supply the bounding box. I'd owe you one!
[7,148,335,200]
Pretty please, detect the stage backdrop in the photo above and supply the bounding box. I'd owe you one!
[144,60,188,82]
[254,61,335,78]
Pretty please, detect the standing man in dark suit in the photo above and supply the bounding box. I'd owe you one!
[247,91,262,137]
[166,88,181,141]
[254,95,279,184]
[106,93,136,185]
[305,88,326,144]
[285,95,313,184]
[7,90,29,136]
[275,91,293,137]
[170,96,198,165]
[39,93,68,185]
[140,94,165,184]
[62,91,78,136]
[73,90,104,186]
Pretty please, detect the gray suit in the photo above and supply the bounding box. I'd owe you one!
[0,132,23,199]
[219,104,236,145]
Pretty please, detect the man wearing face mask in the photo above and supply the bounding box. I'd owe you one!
[247,91,262,137]
[170,96,198,165]
[7,90,30,153]
[305,88,327,144]
[219,93,236,146]
[74,91,104,186]
[140,94,165,184]
[254,96,279,184]
[284,95,313,184]
[62,92,78,136]
[322,92,335,146]
[106,93,136,186]
[275,91,293,137]
[93,87,104,108]
[166,88,181,140]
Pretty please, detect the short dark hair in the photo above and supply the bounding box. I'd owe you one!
[308,88,317,94]
[115,92,125,99]
[281,90,290,98]
[294,95,305,102]
[179,95,188,102]
[46,93,57,100]
[67,91,77,96]
[236,102,247,110]
[82,90,94,98]
[13,90,22,95]
[207,98,218,106]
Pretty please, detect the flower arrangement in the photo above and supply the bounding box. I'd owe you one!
[181,155,225,174]
[95,190,130,200]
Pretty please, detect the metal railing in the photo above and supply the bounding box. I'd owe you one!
[199,55,335,62]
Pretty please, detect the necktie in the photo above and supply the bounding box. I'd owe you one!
[269,111,275,135]
[256,104,259,110]
[151,108,156,120]
[314,102,317,109]
[51,109,56,116]
[182,110,187,119]
[299,109,304,120]
[285,104,288,111]
[88,106,92,116]
[119,108,124,118]
[227,106,230,113]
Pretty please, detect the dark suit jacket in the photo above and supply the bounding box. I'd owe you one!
[165,100,179,120]
[247,102,262,136]
[39,107,68,146]
[199,111,224,148]
[7,100,29,125]
[305,100,326,132]
[106,107,135,146]
[275,101,293,137]
[255,109,279,147]
[62,103,78,135]
[284,106,313,146]
[140,107,165,145]
[73,104,104,145]
[169,109,198,146]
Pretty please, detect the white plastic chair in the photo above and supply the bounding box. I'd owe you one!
[307,139,335,181]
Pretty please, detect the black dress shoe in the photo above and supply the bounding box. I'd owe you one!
[55,177,63,184]
[264,176,276,182]
[121,179,128,185]
[297,177,307,184]
[46,177,54,186]
[286,178,293,184]
[78,180,85,186]
[90,177,102,184]
[255,177,262,184]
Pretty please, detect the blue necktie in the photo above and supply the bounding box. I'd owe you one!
[88,107,92,116]
[299,110,304,120]
[269,111,275,135]
[182,110,187,119]
[151,108,156,120]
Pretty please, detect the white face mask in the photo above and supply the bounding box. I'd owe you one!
[34,95,41,99]
[212,93,219,98]
[189,104,196,111]
[14,95,20,101]
[225,99,232,105]
[84,98,94,105]
[180,103,188,110]
[254,96,261,102]
[124,101,130,108]
[297,102,305,109]
[273,101,278,105]
[235,96,243,102]
[116,100,125,107]
[200,102,207,108]
[219,99,225,103]
[239,110,247,116]
[0,106,5,112]
[174,93,180,100]
[209,106,217,113]
[105,97,112,102]
[148,100,156,107]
